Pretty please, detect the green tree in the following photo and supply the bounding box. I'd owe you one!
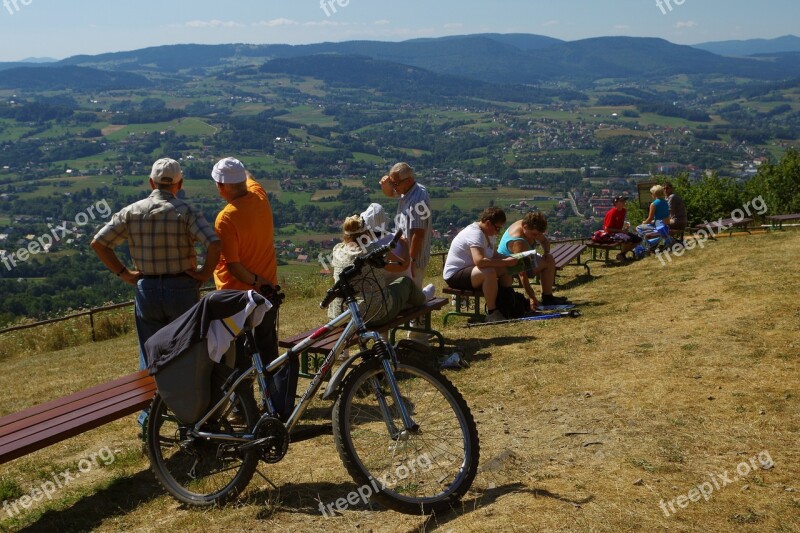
[668,173,741,225]
[745,150,800,216]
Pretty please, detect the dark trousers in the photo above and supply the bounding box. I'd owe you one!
[236,305,298,421]
[134,275,199,426]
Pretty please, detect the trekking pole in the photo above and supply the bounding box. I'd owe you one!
[465,309,581,328]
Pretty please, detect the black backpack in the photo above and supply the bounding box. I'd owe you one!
[495,286,531,319]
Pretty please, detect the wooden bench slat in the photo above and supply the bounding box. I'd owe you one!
[586,242,621,249]
[0,388,155,464]
[0,379,156,440]
[695,217,753,231]
[767,213,800,222]
[767,213,800,230]
[0,370,152,429]
[0,383,156,451]
[551,243,586,269]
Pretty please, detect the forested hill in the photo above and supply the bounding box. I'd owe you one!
[0,66,152,91]
[693,34,800,56]
[17,34,799,85]
[257,55,585,103]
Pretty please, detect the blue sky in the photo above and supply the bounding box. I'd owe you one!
[1,0,798,61]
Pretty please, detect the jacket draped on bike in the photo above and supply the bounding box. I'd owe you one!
[145,289,270,374]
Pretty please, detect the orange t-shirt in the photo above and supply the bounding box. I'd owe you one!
[213,178,277,290]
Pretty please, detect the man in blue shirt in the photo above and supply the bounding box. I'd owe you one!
[380,163,433,343]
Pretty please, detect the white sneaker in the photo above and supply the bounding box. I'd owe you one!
[484,310,505,323]
[439,352,463,369]
[422,283,436,301]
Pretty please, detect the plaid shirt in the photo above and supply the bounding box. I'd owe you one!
[93,190,219,275]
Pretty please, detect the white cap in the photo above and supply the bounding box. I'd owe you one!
[360,203,388,237]
[211,157,247,184]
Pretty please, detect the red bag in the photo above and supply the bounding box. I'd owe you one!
[591,230,613,244]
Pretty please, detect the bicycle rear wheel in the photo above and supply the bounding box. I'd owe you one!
[332,355,479,515]
[146,386,259,506]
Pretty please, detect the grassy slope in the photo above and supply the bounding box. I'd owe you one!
[0,231,798,532]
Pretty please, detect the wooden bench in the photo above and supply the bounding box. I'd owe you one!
[442,287,485,325]
[669,228,686,242]
[550,243,589,276]
[585,241,623,266]
[279,297,448,378]
[586,227,686,264]
[693,217,754,239]
[442,243,587,325]
[766,213,800,230]
[0,371,156,465]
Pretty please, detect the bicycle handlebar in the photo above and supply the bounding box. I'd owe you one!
[319,230,403,309]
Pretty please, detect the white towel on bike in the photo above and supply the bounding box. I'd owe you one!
[205,290,270,363]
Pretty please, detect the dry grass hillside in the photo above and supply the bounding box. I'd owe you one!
[1,231,798,533]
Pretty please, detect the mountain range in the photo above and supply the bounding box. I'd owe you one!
[1,34,799,91]
[693,34,800,56]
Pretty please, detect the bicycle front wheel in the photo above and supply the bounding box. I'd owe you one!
[146,387,259,506]
[332,355,479,515]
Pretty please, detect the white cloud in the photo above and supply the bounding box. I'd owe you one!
[676,20,698,29]
[542,20,560,27]
[303,20,349,27]
[444,23,464,30]
[254,18,298,28]
[373,20,390,26]
[185,20,243,29]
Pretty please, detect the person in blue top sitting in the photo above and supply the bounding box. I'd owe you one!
[641,184,671,228]
[635,184,673,255]
[497,212,569,309]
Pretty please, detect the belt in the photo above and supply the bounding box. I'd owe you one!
[141,273,191,279]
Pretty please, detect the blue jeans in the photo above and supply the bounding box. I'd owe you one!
[134,275,199,425]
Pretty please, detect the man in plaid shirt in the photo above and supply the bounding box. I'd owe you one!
[91,158,221,427]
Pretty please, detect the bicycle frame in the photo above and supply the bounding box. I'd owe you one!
[190,296,419,443]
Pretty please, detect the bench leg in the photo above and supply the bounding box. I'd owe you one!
[390,312,445,351]
[571,252,591,277]
[299,350,323,379]
[584,246,614,270]
[443,294,483,326]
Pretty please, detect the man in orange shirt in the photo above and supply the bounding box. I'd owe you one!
[212,157,296,420]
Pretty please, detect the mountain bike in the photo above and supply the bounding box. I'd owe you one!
[145,231,479,515]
